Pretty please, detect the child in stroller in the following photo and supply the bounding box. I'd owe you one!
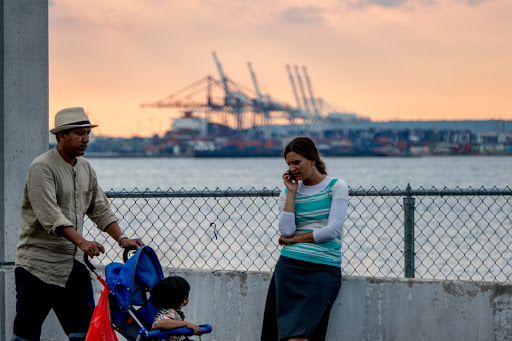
[85,245,212,341]
[151,275,200,340]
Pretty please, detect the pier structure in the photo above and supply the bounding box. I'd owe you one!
[40,268,512,340]
[0,1,48,340]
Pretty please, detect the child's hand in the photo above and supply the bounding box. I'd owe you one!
[186,322,201,335]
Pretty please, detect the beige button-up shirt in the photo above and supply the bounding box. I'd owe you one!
[16,148,118,287]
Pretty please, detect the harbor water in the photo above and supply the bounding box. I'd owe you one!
[88,155,512,191]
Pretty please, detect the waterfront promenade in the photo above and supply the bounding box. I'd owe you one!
[37,268,512,340]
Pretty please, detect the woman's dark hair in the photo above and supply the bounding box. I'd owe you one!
[283,137,327,175]
[152,276,190,309]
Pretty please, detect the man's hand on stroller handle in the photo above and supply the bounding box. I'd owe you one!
[119,237,144,249]
[78,239,105,258]
[57,226,105,258]
[79,237,143,259]
[104,222,145,250]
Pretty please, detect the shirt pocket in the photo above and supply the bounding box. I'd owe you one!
[83,188,93,209]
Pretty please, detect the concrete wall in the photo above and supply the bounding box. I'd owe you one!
[41,269,512,341]
[0,1,48,340]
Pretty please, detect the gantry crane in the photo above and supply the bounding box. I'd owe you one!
[212,51,251,130]
[247,61,267,133]
[294,65,311,116]
[302,66,320,118]
[141,52,312,134]
[286,64,303,112]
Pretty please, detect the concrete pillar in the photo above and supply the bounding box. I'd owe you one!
[0,1,48,340]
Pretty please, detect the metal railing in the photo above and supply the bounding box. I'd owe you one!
[84,185,512,283]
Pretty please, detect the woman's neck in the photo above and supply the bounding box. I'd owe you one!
[302,173,326,187]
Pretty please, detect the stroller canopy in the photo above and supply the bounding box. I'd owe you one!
[106,246,164,311]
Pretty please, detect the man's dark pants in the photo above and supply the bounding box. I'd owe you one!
[12,260,95,341]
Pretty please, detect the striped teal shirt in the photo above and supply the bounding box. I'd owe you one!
[281,178,346,267]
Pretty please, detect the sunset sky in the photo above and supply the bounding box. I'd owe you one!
[49,0,512,137]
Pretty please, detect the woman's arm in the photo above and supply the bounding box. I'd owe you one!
[282,170,297,213]
[279,231,315,245]
[279,199,348,245]
[312,198,348,242]
[280,180,349,244]
[277,171,299,237]
[278,189,297,237]
[312,180,349,242]
[283,189,296,213]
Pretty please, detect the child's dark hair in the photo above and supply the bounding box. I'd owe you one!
[283,137,327,175]
[152,276,190,309]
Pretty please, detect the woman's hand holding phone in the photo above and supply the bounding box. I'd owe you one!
[287,170,296,181]
[283,170,298,192]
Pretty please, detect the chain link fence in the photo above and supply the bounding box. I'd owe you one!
[84,186,512,283]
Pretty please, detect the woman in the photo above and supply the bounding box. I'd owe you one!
[261,137,349,341]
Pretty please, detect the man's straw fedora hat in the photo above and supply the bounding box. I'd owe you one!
[50,107,98,134]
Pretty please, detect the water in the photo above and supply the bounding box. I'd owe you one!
[88,155,512,191]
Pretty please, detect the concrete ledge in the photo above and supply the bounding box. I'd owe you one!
[331,276,512,341]
[41,269,512,341]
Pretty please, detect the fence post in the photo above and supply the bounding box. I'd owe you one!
[403,184,415,278]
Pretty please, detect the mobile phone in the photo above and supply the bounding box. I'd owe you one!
[287,170,296,180]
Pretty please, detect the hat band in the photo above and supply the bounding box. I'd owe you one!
[56,120,92,127]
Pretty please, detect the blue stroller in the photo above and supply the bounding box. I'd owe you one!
[85,246,212,341]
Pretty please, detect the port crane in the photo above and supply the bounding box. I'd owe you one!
[141,53,352,136]
[286,64,359,125]
[211,51,251,130]
[293,65,311,116]
[140,75,254,128]
[245,61,305,137]
[142,52,303,134]
[212,52,299,130]
[286,65,303,113]
[302,66,320,118]
[247,61,270,138]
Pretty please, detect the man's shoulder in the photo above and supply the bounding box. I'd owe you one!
[30,149,55,168]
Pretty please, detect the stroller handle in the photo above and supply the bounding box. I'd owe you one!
[83,246,138,273]
[83,252,96,272]
[123,246,138,263]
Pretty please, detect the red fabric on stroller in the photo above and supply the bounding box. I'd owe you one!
[86,277,119,341]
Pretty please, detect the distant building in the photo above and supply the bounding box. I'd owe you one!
[172,111,208,138]
[326,112,370,123]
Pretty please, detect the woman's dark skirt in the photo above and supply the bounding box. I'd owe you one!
[261,256,342,341]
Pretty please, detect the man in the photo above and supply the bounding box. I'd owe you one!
[12,107,144,341]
